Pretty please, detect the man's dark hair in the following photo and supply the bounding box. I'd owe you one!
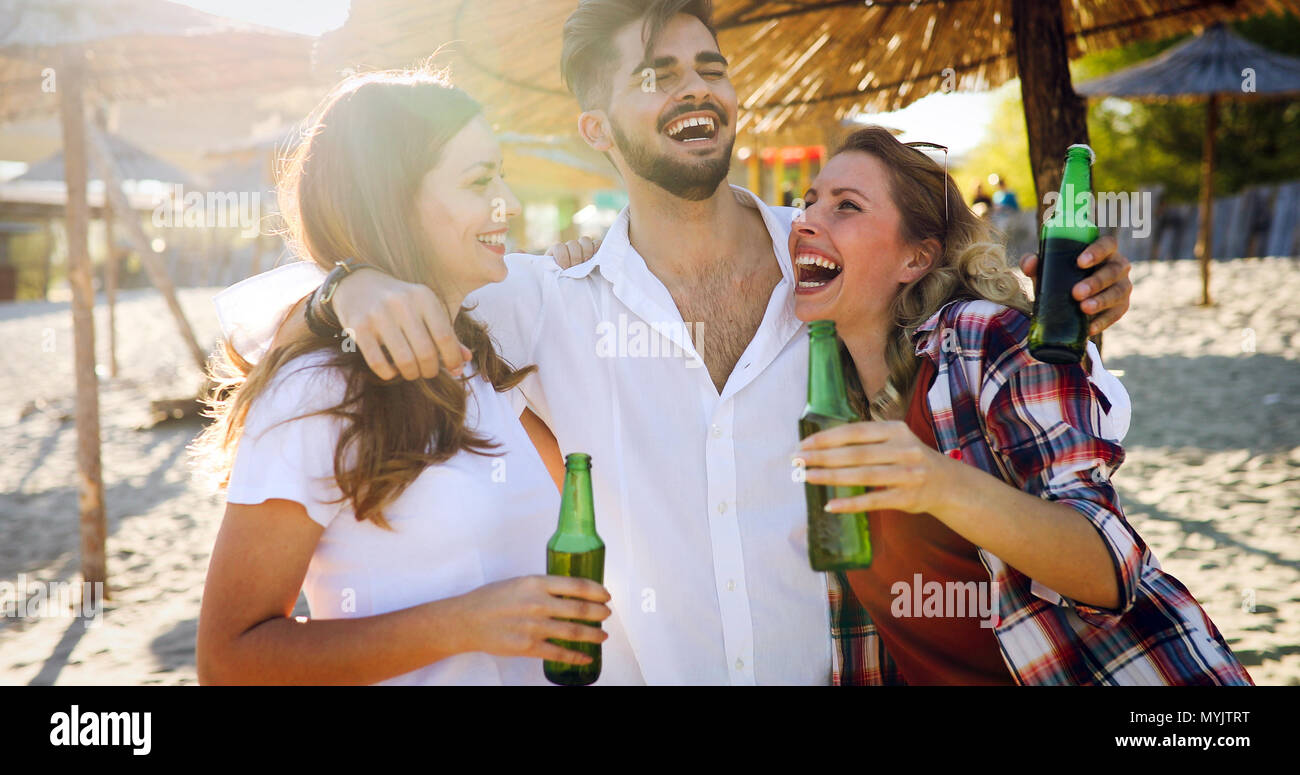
[561,0,717,111]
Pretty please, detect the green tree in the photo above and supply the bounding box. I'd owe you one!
[956,13,1300,206]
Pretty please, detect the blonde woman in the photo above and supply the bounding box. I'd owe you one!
[792,126,1252,685]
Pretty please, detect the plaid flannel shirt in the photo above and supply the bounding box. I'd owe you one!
[831,299,1253,686]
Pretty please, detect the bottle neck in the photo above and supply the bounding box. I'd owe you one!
[557,465,596,535]
[807,327,857,419]
[1045,149,1099,243]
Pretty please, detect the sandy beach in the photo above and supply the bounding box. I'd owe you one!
[1,257,1297,685]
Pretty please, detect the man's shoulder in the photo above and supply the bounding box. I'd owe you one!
[503,250,602,285]
[503,251,561,277]
[469,252,557,301]
[767,205,799,237]
[734,187,798,226]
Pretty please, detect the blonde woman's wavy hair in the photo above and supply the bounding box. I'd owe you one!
[834,126,1032,421]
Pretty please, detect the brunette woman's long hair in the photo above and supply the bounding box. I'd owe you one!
[833,126,1032,421]
[192,67,534,529]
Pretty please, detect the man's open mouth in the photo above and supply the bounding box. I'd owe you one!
[663,113,719,144]
[795,252,843,289]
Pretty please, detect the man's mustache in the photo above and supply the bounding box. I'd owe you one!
[658,103,729,132]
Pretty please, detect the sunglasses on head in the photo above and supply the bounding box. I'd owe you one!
[904,140,950,236]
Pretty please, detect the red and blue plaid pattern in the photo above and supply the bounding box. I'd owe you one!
[829,299,1252,686]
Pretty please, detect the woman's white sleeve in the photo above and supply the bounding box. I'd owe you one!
[213,262,328,366]
[225,362,349,528]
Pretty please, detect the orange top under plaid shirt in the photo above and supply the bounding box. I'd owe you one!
[829,299,1253,686]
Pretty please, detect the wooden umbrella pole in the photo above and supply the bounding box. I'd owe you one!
[1012,0,1103,354]
[1194,94,1218,307]
[58,48,108,597]
[97,106,120,378]
[86,123,208,370]
[1012,0,1091,223]
[42,220,55,300]
[103,185,120,378]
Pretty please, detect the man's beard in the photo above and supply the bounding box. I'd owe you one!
[611,118,734,202]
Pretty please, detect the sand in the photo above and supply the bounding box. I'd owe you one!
[1,257,1297,685]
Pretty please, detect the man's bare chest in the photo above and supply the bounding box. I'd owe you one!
[669,261,783,390]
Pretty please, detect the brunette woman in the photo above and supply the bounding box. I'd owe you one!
[193,69,617,685]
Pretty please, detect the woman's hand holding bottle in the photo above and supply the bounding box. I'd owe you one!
[441,575,611,665]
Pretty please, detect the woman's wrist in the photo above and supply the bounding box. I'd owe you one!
[304,285,340,337]
[422,594,472,657]
[311,261,385,334]
[927,450,981,521]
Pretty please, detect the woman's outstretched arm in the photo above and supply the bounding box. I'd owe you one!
[798,421,1121,610]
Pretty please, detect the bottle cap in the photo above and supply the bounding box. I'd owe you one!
[564,452,591,469]
[809,320,837,336]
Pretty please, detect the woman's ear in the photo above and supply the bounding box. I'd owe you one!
[900,238,941,283]
[578,111,613,152]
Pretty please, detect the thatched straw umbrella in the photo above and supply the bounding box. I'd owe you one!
[317,0,1298,212]
[1078,24,1300,306]
[14,130,195,185]
[0,0,315,597]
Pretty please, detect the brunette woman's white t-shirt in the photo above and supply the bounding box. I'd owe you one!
[224,350,637,685]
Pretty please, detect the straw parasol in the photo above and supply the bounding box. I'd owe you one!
[14,129,195,185]
[0,0,316,597]
[0,1,317,123]
[1078,24,1300,305]
[318,1,1299,207]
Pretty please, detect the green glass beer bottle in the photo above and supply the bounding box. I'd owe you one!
[799,320,872,571]
[543,452,605,686]
[1028,143,1100,364]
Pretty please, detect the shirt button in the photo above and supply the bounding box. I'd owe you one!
[735,657,744,670]
[726,579,736,591]
[717,501,728,514]
[711,424,722,438]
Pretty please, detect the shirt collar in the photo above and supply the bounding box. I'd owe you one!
[558,184,797,288]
